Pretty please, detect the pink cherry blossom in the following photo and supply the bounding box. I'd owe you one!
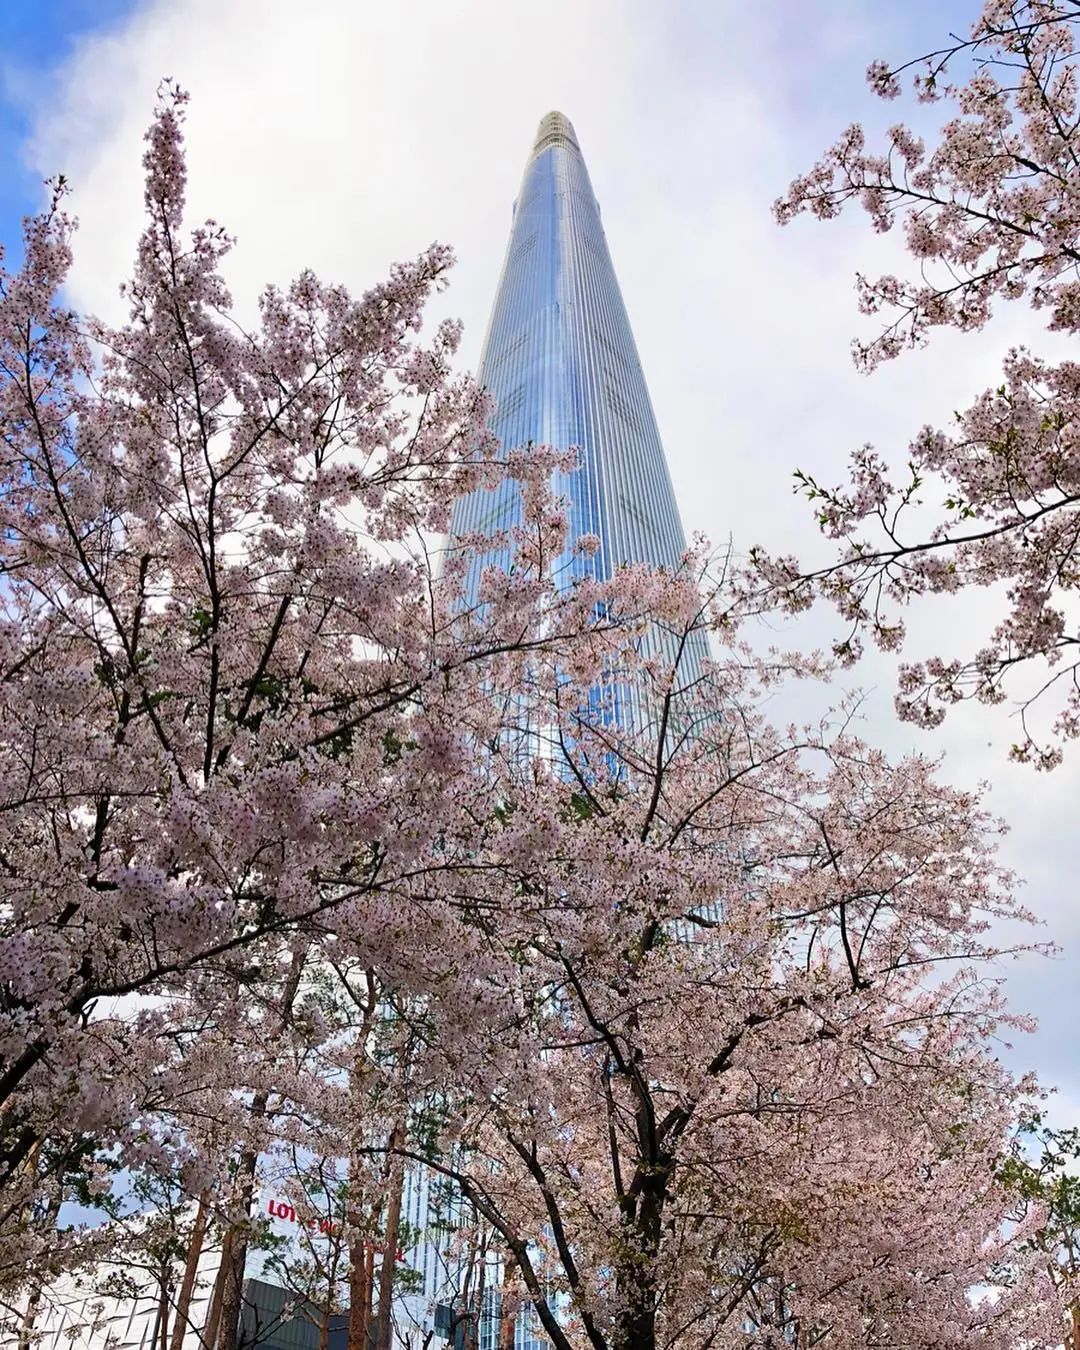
[748,2,1080,767]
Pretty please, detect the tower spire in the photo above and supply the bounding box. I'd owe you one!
[531,111,579,155]
[449,112,707,695]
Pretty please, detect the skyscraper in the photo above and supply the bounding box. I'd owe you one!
[401,111,710,1348]
[448,111,707,699]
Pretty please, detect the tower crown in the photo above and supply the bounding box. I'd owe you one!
[532,111,578,155]
[449,106,707,701]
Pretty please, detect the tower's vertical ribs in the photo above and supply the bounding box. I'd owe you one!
[448,113,707,701]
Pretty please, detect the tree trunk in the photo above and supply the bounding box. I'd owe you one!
[614,1179,663,1350]
[345,978,380,1350]
[615,1280,657,1350]
[17,1156,54,1350]
[214,1148,258,1350]
[159,1259,172,1350]
[348,1228,380,1350]
[203,1226,233,1350]
[497,1252,518,1350]
[214,947,307,1350]
[17,1285,42,1350]
[373,1124,405,1350]
[170,1193,210,1350]
[467,1250,486,1350]
[616,1268,657,1350]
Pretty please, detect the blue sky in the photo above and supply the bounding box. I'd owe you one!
[4,0,1079,1133]
[0,1,140,258]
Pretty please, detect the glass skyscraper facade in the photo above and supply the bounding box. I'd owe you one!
[401,112,709,1349]
[448,111,707,696]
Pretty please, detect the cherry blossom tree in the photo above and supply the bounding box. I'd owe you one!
[1,70,1069,1350]
[0,80,651,1282]
[1000,1110,1080,1348]
[386,649,1065,1350]
[748,0,1080,767]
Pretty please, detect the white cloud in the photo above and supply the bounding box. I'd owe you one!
[18,0,1080,1114]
